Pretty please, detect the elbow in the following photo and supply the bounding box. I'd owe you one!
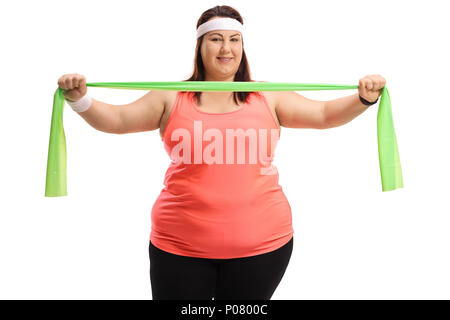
[104,112,125,134]
[320,119,339,129]
[109,128,126,135]
[321,101,346,129]
[320,119,342,130]
[97,125,124,135]
[320,101,333,129]
[109,130,125,135]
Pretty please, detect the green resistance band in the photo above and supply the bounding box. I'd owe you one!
[45,81,403,197]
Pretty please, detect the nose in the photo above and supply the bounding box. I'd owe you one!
[220,39,233,50]
[220,48,231,56]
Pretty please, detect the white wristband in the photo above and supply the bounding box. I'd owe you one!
[66,94,92,113]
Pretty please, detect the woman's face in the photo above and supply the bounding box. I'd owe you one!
[200,19,243,81]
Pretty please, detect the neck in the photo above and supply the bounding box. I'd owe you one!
[204,73,235,82]
[203,74,236,101]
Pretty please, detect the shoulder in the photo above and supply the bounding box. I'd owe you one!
[161,90,179,110]
[252,80,279,110]
[258,90,278,105]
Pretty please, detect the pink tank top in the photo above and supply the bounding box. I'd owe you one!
[150,87,294,259]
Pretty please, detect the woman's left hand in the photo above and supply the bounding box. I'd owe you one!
[358,74,386,103]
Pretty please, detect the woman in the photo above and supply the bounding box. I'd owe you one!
[57,5,385,300]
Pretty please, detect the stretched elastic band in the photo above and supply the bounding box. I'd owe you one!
[45,81,403,196]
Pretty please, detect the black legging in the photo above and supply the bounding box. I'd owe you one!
[149,236,293,300]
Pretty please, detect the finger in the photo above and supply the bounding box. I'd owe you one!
[70,76,76,89]
[363,78,372,90]
[79,76,86,87]
[59,76,69,89]
[372,75,384,90]
[373,75,382,90]
[367,76,377,90]
[363,78,373,94]
[73,77,79,88]
[359,78,368,95]
[71,74,78,88]
[373,75,383,90]
[64,77,72,89]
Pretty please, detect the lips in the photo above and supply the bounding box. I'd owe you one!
[217,57,232,63]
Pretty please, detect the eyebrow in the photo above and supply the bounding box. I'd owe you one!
[209,33,241,37]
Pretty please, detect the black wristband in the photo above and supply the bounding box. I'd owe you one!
[359,94,379,106]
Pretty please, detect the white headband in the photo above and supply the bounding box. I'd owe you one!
[196,17,244,39]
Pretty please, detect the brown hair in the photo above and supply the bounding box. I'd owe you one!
[181,5,254,106]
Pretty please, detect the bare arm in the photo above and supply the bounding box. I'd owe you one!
[323,93,370,128]
[115,89,166,134]
[77,90,166,134]
[76,98,122,134]
[275,91,328,129]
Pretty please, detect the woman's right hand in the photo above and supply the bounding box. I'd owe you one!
[57,73,87,102]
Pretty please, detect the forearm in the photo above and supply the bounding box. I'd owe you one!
[324,93,370,128]
[75,98,122,134]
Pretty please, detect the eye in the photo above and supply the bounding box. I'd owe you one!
[211,38,239,42]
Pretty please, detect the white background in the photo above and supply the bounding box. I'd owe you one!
[1,0,449,299]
